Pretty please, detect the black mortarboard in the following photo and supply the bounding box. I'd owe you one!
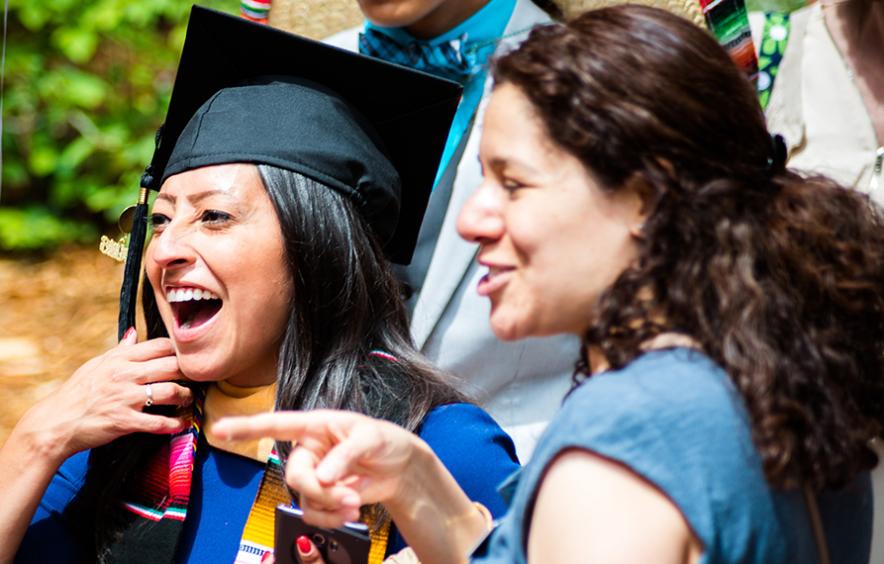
[117,5,461,338]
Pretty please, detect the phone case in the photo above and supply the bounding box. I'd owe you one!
[274,505,372,564]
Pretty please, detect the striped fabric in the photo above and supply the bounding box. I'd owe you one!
[121,424,200,522]
[123,395,201,524]
[115,350,401,561]
[235,450,297,563]
[701,0,759,78]
[235,450,391,564]
[241,0,272,24]
[109,394,204,561]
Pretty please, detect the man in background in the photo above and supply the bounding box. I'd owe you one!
[326,0,578,461]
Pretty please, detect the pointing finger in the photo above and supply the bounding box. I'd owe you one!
[215,410,361,442]
[315,424,383,485]
[286,446,360,510]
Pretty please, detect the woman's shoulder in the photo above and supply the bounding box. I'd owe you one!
[418,402,520,466]
[546,347,759,478]
[560,347,743,430]
[541,347,753,473]
[17,450,92,562]
[528,348,794,561]
[40,449,92,511]
[386,402,521,554]
[418,402,519,507]
[421,402,511,435]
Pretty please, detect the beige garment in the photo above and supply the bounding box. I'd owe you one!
[203,380,277,462]
[764,3,882,204]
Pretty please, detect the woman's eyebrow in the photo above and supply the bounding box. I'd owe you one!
[488,155,541,177]
[154,190,235,205]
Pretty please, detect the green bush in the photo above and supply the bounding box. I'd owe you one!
[1,0,234,250]
[746,0,807,13]
[0,0,807,250]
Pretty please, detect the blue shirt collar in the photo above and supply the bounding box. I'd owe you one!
[365,0,516,55]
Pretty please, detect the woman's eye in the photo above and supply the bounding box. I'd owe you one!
[201,210,232,224]
[502,179,526,192]
[149,213,170,230]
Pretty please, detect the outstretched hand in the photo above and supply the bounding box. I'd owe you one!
[215,410,419,528]
[217,410,484,564]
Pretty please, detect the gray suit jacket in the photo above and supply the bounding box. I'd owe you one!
[326,0,579,461]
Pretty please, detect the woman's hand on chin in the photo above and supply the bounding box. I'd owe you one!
[215,410,419,527]
[16,328,192,464]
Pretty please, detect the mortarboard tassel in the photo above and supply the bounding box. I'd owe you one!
[118,125,163,340]
[117,183,150,341]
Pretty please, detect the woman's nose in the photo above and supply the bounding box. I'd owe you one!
[457,183,505,244]
[147,223,197,270]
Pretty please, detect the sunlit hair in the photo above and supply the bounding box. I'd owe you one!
[68,165,463,559]
[493,5,884,490]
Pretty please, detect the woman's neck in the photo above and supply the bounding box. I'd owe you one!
[823,0,884,143]
[406,0,491,39]
[222,356,279,387]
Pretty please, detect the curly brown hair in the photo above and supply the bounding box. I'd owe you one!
[493,5,884,490]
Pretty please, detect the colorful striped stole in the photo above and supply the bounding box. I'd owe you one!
[233,449,390,564]
[115,354,397,563]
[701,0,759,79]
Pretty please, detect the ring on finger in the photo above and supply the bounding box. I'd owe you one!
[144,383,154,408]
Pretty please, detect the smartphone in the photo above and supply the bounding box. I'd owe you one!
[274,504,372,564]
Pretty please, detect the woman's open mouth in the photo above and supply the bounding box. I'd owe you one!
[477,266,514,297]
[167,287,223,331]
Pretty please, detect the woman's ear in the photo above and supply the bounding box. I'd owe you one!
[622,173,656,239]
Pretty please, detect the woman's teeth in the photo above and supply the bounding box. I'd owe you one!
[166,288,220,303]
[486,267,510,280]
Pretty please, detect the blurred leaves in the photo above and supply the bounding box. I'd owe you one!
[1,0,234,250]
[1,0,806,250]
[746,0,807,13]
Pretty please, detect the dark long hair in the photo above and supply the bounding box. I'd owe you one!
[67,165,463,559]
[493,5,884,490]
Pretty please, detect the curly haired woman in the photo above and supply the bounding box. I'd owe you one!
[219,5,884,563]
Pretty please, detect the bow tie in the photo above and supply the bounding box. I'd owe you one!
[359,28,481,84]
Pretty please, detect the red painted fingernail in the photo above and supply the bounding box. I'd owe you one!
[260,550,274,563]
[296,535,311,554]
[122,327,136,341]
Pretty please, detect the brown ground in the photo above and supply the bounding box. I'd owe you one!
[0,247,120,445]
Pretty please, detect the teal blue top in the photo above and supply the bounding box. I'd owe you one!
[366,0,516,187]
[475,348,874,564]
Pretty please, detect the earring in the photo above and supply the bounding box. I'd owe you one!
[630,223,645,239]
[98,205,137,262]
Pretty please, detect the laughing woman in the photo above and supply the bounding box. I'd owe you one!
[218,5,884,564]
[0,9,518,564]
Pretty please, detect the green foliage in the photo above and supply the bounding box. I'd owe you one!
[746,0,807,14]
[0,0,808,250]
[1,0,235,250]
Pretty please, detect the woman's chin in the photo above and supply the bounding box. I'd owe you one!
[490,307,569,341]
[176,357,224,383]
[489,312,529,342]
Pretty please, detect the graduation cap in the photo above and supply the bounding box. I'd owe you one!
[117,5,462,339]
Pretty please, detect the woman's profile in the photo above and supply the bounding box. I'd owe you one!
[219,5,884,563]
[2,8,519,563]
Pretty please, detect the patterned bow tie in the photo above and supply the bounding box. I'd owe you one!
[359,27,481,85]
